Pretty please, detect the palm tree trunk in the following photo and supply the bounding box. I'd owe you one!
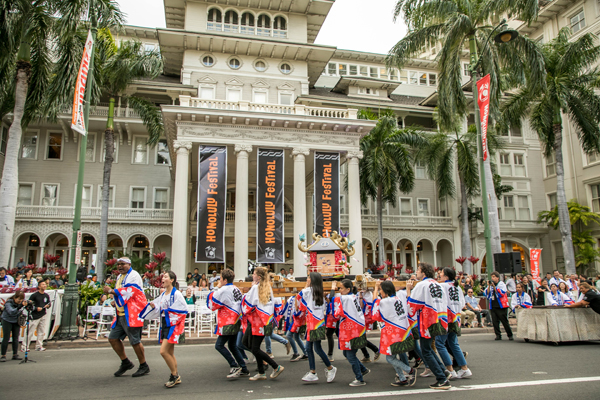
[459,174,473,274]
[483,159,502,254]
[552,116,576,275]
[97,97,116,283]
[376,184,385,271]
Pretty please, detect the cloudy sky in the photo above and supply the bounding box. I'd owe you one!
[117,0,407,55]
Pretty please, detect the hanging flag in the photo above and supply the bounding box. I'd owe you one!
[529,248,542,285]
[256,149,285,263]
[71,31,94,136]
[196,146,227,263]
[314,152,340,237]
[477,74,491,161]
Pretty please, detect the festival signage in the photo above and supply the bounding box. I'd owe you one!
[196,146,227,263]
[71,31,94,136]
[256,149,285,263]
[477,74,491,161]
[530,248,542,284]
[314,152,340,236]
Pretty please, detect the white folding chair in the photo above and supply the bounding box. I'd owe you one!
[184,304,196,337]
[96,307,115,339]
[82,306,102,338]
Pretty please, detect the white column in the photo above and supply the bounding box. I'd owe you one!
[433,249,438,267]
[293,148,310,277]
[171,140,192,287]
[38,246,45,269]
[347,151,364,271]
[234,144,252,280]
[412,250,418,270]
[8,246,16,270]
[306,191,313,236]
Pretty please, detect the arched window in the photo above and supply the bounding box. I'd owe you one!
[207,8,223,31]
[224,10,239,32]
[240,12,255,35]
[273,16,287,38]
[257,14,271,37]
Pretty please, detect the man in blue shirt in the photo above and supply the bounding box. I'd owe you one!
[463,289,491,327]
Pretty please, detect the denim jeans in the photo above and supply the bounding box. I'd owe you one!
[265,331,289,353]
[343,349,368,381]
[435,332,467,368]
[306,340,331,371]
[286,330,306,355]
[412,338,428,368]
[215,334,247,369]
[386,354,411,380]
[419,337,446,383]
[236,330,249,359]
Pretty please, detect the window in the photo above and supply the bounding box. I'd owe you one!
[416,160,426,179]
[240,12,255,34]
[45,132,62,160]
[144,43,155,53]
[254,60,267,72]
[376,202,390,216]
[130,187,146,209]
[439,197,448,216]
[41,184,59,206]
[463,63,470,77]
[545,153,556,177]
[273,16,287,38]
[257,14,271,36]
[389,69,398,80]
[359,66,368,77]
[339,64,347,75]
[327,63,336,75]
[202,55,215,67]
[518,195,530,219]
[358,87,378,96]
[369,67,378,78]
[548,193,557,209]
[379,68,388,80]
[227,87,241,102]
[361,200,370,215]
[514,154,526,176]
[78,132,96,162]
[500,153,511,176]
[591,184,600,212]
[417,199,429,216]
[132,136,148,164]
[503,195,516,220]
[253,90,267,104]
[419,72,428,85]
[97,185,115,208]
[199,86,215,99]
[279,93,293,105]
[409,71,418,85]
[587,151,600,165]
[17,184,33,205]
[429,73,437,86]
[74,184,93,208]
[400,198,412,216]
[228,58,241,69]
[154,188,169,209]
[156,139,170,165]
[207,8,222,31]
[279,63,292,74]
[349,65,358,76]
[399,70,408,84]
[570,9,585,33]
[0,125,7,155]
[510,126,522,137]
[223,10,239,32]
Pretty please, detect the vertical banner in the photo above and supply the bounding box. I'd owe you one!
[314,152,340,236]
[477,74,491,161]
[196,146,227,263]
[256,149,285,263]
[530,248,542,284]
[71,31,94,136]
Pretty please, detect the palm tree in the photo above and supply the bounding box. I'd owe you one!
[0,0,123,269]
[503,28,600,276]
[387,0,545,256]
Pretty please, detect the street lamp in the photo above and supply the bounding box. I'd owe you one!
[469,20,518,280]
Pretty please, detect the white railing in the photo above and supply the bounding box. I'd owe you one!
[225,210,293,223]
[62,106,141,119]
[340,214,453,227]
[16,206,173,221]
[499,220,544,229]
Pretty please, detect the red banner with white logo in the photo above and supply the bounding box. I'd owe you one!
[477,74,491,161]
[530,248,542,284]
[71,31,94,136]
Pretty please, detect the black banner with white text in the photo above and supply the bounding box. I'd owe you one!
[314,152,340,236]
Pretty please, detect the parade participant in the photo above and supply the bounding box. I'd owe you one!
[103,257,150,378]
[17,268,37,288]
[565,282,600,315]
[325,292,338,362]
[521,276,537,304]
[1,291,27,361]
[549,283,574,306]
[358,289,381,363]
[548,270,565,288]
[284,294,307,361]
[332,280,370,387]
[406,263,450,390]
[265,294,292,358]
[0,267,15,287]
[207,268,249,379]
[298,272,337,383]
[140,272,187,388]
[484,271,514,341]
[372,280,417,387]
[510,283,532,312]
[241,267,285,381]
[567,274,579,292]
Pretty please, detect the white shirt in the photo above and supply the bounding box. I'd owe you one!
[17,278,38,288]
[0,275,15,287]
[209,275,220,289]
[548,277,565,288]
[286,273,294,279]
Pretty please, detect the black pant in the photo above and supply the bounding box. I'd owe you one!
[360,340,379,358]
[242,326,278,374]
[1,319,20,356]
[490,307,513,338]
[326,327,337,356]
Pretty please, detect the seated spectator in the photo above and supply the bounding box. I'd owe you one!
[50,273,63,288]
[596,275,600,291]
[463,289,491,327]
[506,274,517,294]
[17,269,37,288]
[279,268,287,278]
[521,276,537,304]
[184,288,196,305]
[0,267,15,287]
[536,279,550,305]
[189,280,198,291]
[510,283,532,312]
[565,282,600,315]
[199,279,209,291]
[186,272,194,285]
[81,275,94,288]
[567,274,579,292]
[549,283,574,306]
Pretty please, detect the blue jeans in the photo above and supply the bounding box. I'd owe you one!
[236,330,250,359]
[306,340,331,371]
[386,354,411,380]
[216,334,247,369]
[286,330,306,355]
[412,338,429,368]
[265,331,289,353]
[419,337,446,383]
[435,332,467,368]
[343,349,368,381]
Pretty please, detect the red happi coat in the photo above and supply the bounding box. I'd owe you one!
[407,278,448,339]
[139,287,187,344]
[361,290,375,331]
[112,268,147,328]
[372,293,416,356]
[334,294,366,350]
[325,294,338,328]
[297,288,326,341]
[484,281,510,309]
[207,283,243,336]
[241,284,274,336]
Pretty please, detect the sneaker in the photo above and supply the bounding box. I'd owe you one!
[456,368,472,379]
[373,352,381,362]
[114,360,135,377]
[420,368,433,377]
[362,368,371,377]
[0,356,5,362]
[36,347,46,351]
[249,373,267,381]
[495,336,502,340]
[407,374,417,386]
[302,371,319,382]
[267,352,275,358]
[227,367,242,378]
[361,356,371,363]
[391,379,409,387]
[448,370,458,380]
[349,379,366,387]
[444,370,452,380]
[240,369,250,376]
[300,354,308,360]
[290,353,302,362]
[326,366,337,383]
[328,355,334,362]
[255,363,270,372]
[270,365,285,379]
[430,380,451,390]
[132,363,150,377]
[509,336,514,341]
[463,351,468,359]
[285,342,292,355]
[165,374,181,388]
[413,358,423,369]
[11,354,22,361]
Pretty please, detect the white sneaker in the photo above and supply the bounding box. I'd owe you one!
[349,379,366,387]
[448,370,458,380]
[36,347,46,352]
[456,368,472,379]
[227,367,242,378]
[420,368,433,377]
[326,366,337,383]
[302,372,319,382]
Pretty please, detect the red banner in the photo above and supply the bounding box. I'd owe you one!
[530,248,542,284]
[477,74,491,161]
[71,31,94,136]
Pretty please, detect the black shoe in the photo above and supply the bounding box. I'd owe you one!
[508,336,514,341]
[0,356,6,362]
[495,336,502,340]
[413,358,423,369]
[430,380,451,390]
[240,369,250,376]
[391,379,409,387]
[290,353,300,362]
[300,354,308,360]
[114,360,135,377]
[165,374,181,388]
[132,363,150,377]
[12,355,22,361]
[362,368,371,377]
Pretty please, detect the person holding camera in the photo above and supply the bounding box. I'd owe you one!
[1,290,27,361]
[484,271,513,341]
[21,281,51,352]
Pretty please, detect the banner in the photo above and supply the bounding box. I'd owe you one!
[71,31,94,136]
[530,248,542,284]
[477,74,491,161]
[256,149,285,263]
[196,146,227,263]
[314,152,340,236]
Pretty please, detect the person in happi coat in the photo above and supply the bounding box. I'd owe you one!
[510,282,533,312]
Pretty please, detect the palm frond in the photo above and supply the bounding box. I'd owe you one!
[128,96,164,146]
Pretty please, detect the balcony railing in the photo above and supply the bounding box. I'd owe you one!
[225,210,293,223]
[61,104,141,119]
[341,214,453,227]
[16,206,173,221]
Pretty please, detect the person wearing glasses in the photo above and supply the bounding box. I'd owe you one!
[463,289,490,327]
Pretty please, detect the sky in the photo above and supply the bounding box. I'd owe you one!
[116,0,407,55]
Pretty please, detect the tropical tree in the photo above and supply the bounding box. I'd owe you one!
[0,0,123,269]
[504,29,600,276]
[387,0,545,256]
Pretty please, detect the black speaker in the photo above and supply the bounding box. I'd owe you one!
[493,253,512,274]
[510,252,522,274]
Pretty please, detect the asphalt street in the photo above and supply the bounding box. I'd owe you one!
[1,333,599,399]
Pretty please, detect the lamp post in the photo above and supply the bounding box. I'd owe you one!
[468,20,518,281]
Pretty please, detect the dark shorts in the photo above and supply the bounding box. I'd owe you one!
[160,317,169,341]
[108,316,142,345]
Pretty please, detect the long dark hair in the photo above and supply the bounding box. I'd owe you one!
[341,279,356,294]
[381,281,396,297]
[309,272,324,306]
[166,271,178,290]
[442,267,459,287]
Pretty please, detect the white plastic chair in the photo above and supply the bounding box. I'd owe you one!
[197,307,214,337]
[184,304,196,336]
[82,306,102,338]
[96,307,115,339]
